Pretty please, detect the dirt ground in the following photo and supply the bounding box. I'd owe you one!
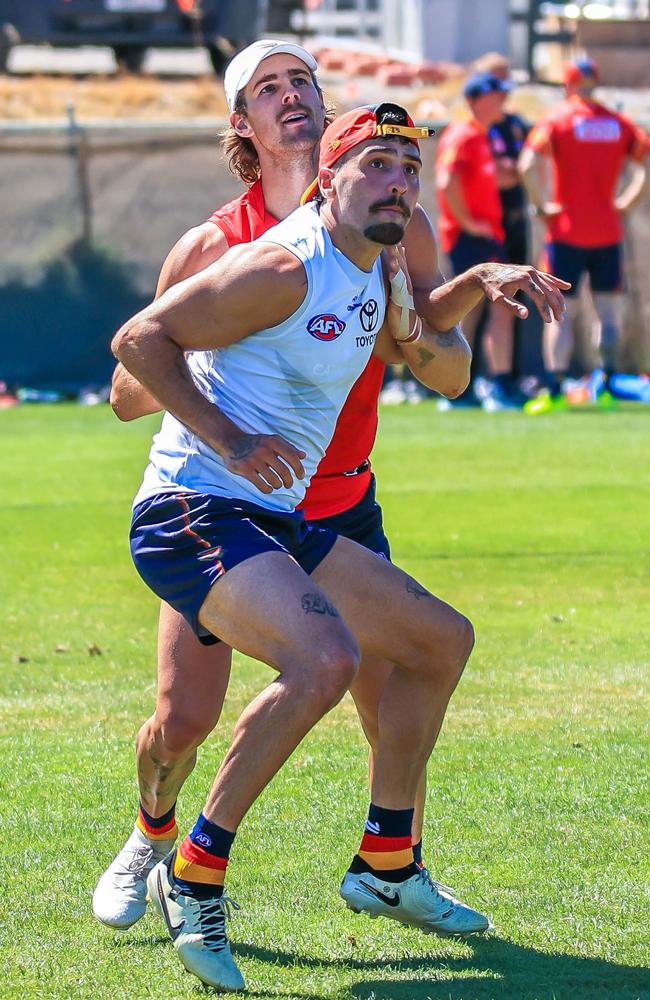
[2,65,650,124]
[0,74,229,121]
[0,71,564,123]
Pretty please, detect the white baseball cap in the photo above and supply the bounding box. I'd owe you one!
[224,38,318,113]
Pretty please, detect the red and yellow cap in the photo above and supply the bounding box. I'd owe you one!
[301,102,434,204]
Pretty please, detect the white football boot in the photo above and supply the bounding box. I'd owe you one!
[146,852,244,992]
[340,860,492,938]
[92,825,176,929]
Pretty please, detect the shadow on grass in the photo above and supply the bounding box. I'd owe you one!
[202,992,328,999]
[109,933,650,998]
[236,938,650,1000]
[197,990,327,999]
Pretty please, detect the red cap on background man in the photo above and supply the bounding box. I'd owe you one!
[563,57,599,86]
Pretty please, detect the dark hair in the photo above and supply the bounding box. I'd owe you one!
[221,74,335,185]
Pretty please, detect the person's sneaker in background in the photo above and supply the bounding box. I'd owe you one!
[340,863,492,938]
[609,373,650,403]
[595,390,618,410]
[403,380,427,405]
[587,368,607,402]
[474,377,521,411]
[524,391,568,415]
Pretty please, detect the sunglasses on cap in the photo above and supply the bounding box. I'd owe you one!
[359,102,436,141]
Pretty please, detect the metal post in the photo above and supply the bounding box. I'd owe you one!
[66,101,92,244]
[356,0,369,41]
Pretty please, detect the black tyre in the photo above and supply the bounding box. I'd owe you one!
[113,45,146,74]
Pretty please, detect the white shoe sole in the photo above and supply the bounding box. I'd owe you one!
[92,907,145,931]
[340,878,493,939]
[343,898,493,938]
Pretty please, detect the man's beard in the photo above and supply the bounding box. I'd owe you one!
[364,197,410,244]
[363,221,405,245]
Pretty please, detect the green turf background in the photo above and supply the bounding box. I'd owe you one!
[1,403,648,999]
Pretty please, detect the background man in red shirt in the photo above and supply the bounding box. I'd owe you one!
[436,72,525,410]
[519,57,649,411]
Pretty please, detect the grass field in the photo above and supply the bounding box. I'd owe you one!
[1,402,649,1000]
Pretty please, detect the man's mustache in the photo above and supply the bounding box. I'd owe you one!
[369,197,411,219]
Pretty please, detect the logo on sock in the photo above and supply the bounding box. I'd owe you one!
[365,820,381,835]
[195,833,213,848]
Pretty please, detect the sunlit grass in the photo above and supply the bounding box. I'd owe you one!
[1,403,649,1000]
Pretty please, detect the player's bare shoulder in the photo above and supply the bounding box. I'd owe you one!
[157,222,231,295]
[403,204,437,248]
[402,204,441,288]
[193,240,308,337]
[225,239,306,282]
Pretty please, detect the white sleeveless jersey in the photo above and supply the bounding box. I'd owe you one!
[134,203,386,513]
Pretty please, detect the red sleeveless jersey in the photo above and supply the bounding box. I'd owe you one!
[208,180,385,519]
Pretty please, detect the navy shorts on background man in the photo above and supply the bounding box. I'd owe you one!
[311,475,391,561]
[449,232,505,276]
[544,242,623,297]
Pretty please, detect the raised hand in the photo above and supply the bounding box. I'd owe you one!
[473,262,571,323]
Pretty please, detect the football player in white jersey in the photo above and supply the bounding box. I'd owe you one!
[113,104,486,991]
[99,47,570,952]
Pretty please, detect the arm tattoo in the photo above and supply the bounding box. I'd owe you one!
[229,435,263,460]
[416,346,436,369]
[406,577,430,600]
[301,593,340,617]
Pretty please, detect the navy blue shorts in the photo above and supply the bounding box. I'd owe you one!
[448,232,505,276]
[311,475,391,561]
[130,492,337,645]
[544,242,623,297]
[503,216,529,266]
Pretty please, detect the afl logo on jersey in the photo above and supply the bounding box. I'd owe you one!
[307,314,346,341]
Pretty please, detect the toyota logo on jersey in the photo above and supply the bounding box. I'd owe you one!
[360,299,379,332]
[307,314,346,341]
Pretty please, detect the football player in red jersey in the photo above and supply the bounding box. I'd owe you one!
[436,72,530,409]
[97,39,567,937]
[519,58,649,411]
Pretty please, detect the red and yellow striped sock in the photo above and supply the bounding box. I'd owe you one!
[173,838,228,894]
[172,813,235,898]
[358,804,415,876]
[136,802,178,843]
